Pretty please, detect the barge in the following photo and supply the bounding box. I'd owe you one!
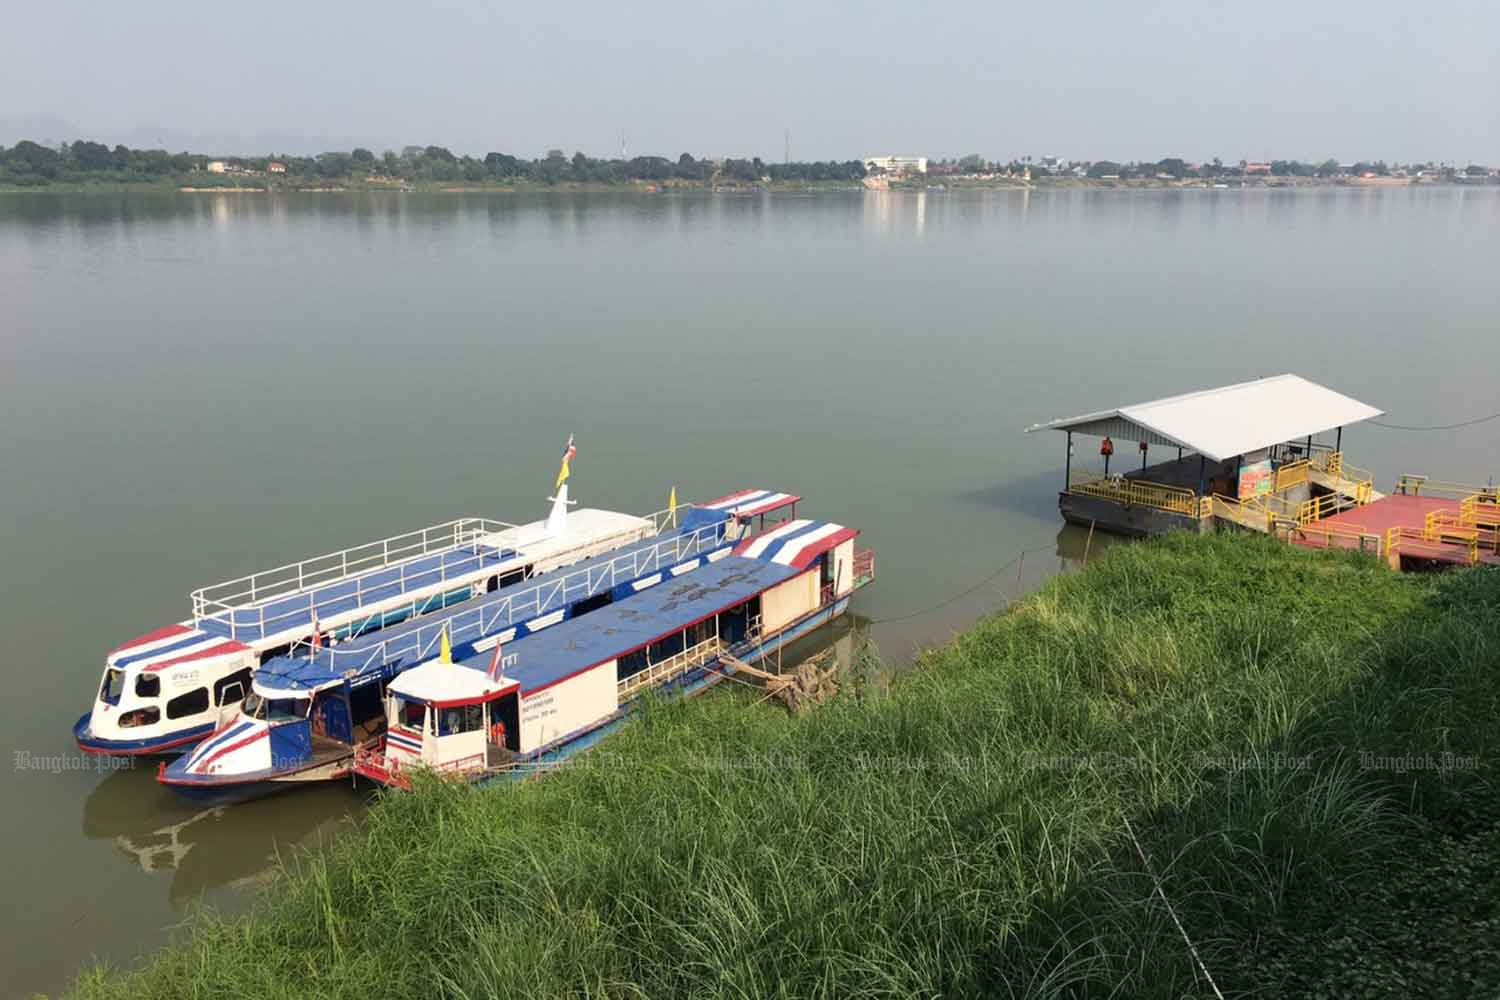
[1027,374,1498,569]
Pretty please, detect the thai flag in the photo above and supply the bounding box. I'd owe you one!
[487,636,505,680]
[555,434,577,489]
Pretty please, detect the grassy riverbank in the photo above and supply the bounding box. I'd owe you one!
[69,533,1500,998]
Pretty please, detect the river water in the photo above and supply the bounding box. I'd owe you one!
[2,186,1496,995]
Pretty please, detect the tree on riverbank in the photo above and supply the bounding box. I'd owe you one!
[0,138,864,188]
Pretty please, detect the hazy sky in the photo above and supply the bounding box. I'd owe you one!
[4,0,1497,162]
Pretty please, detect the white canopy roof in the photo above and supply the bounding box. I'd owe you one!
[1025,374,1382,463]
[387,659,514,706]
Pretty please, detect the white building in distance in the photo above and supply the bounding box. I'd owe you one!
[863,155,928,176]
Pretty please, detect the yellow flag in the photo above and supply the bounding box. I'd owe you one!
[668,485,678,526]
[440,624,452,664]
[555,434,576,490]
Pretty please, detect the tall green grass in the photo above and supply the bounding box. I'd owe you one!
[69,533,1500,998]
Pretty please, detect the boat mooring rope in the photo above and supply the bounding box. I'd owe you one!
[1371,410,1500,432]
[868,540,1056,625]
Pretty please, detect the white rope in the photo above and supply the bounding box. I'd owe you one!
[1122,814,1226,1000]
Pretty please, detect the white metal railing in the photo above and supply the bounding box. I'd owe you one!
[618,636,725,699]
[191,517,517,628]
[300,518,731,677]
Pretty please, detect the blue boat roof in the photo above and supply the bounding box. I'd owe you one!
[465,553,800,694]
[254,517,730,694]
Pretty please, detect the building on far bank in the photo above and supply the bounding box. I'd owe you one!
[206,160,226,174]
[267,161,286,174]
[863,155,928,176]
[1244,162,1272,175]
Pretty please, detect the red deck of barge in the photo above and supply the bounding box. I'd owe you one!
[1290,494,1500,567]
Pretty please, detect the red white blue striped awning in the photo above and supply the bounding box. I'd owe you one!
[701,489,800,520]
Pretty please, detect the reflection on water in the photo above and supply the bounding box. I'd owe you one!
[82,765,364,904]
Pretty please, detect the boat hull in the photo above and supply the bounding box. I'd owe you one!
[158,754,354,804]
[74,714,216,756]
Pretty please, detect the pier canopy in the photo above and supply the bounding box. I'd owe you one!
[1025,374,1382,462]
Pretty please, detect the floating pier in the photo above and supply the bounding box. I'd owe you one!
[1027,374,1497,571]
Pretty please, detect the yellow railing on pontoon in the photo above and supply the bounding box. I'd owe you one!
[1297,492,1356,525]
[1280,520,1383,556]
[1387,524,1481,566]
[1274,459,1310,492]
[1068,474,1203,517]
[1394,475,1500,501]
[1309,451,1375,503]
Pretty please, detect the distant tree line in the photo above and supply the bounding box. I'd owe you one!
[0,139,866,187]
[1,140,1491,188]
[0,139,202,185]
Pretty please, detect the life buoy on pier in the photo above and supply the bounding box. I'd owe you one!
[1100,437,1114,457]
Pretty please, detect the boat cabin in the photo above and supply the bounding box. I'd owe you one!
[361,660,520,786]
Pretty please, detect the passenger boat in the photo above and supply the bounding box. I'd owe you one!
[351,516,874,790]
[156,489,813,802]
[76,442,650,757]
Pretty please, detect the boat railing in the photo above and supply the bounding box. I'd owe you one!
[852,549,876,587]
[1386,524,1480,566]
[353,740,413,790]
[314,518,730,676]
[617,636,725,699]
[643,501,702,535]
[1394,474,1500,501]
[1461,494,1500,531]
[191,516,517,626]
[1068,471,1202,517]
[1297,491,1360,525]
[1276,520,1383,556]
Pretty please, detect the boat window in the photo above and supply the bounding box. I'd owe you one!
[134,673,160,699]
[266,697,310,723]
[241,692,266,720]
[213,668,253,707]
[166,687,210,720]
[438,704,483,736]
[100,668,126,705]
[685,618,716,647]
[119,707,160,728]
[398,698,426,730]
[617,648,648,681]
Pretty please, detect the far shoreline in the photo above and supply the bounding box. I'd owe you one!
[3,176,1496,196]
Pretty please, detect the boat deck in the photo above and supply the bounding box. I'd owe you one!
[197,544,513,642]
[309,734,355,769]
